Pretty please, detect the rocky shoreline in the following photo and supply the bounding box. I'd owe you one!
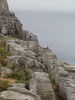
[0,0,75,100]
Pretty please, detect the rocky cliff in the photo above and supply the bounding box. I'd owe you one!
[0,0,75,100]
[0,0,37,42]
[0,0,9,16]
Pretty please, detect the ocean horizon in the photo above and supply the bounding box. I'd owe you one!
[13,10,75,65]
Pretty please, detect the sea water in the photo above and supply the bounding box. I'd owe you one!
[14,10,75,65]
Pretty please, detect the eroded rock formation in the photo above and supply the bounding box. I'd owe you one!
[0,0,9,16]
[0,0,38,42]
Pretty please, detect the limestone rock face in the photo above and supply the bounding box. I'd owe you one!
[30,72,55,100]
[0,0,38,42]
[6,40,46,72]
[20,30,38,42]
[0,0,9,16]
[0,0,22,36]
[0,10,22,37]
[42,49,75,100]
[7,82,41,100]
[7,41,25,56]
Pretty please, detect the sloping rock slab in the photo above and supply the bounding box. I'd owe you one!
[30,72,55,100]
[0,91,35,100]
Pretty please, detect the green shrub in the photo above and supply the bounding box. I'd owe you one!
[6,64,16,70]
[10,69,31,82]
[9,69,31,89]
[0,47,10,59]
[0,80,8,92]
[0,58,8,66]
[5,36,19,40]
[0,40,10,67]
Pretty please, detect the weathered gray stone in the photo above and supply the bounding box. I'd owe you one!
[7,56,29,70]
[0,0,22,36]
[0,0,9,16]
[20,30,38,42]
[7,40,38,58]
[7,55,47,72]
[42,49,75,100]
[29,78,37,94]
[24,50,36,59]
[30,72,55,100]
[8,87,41,100]
[10,39,39,52]
[0,91,35,100]
[8,83,25,88]
[7,41,25,55]
[0,67,13,78]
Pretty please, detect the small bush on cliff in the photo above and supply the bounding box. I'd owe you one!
[0,80,8,92]
[0,39,10,67]
[0,47,10,58]
[6,64,16,70]
[8,69,32,89]
[5,36,19,40]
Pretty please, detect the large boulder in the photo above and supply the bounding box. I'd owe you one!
[6,40,38,57]
[55,64,75,100]
[7,41,25,55]
[30,72,55,100]
[8,88,41,100]
[7,83,41,100]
